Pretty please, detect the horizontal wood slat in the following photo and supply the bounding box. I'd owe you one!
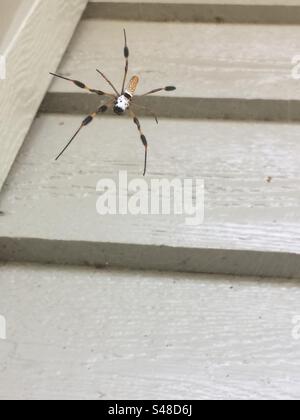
[0,115,299,278]
[45,20,300,121]
[1,262,300,400]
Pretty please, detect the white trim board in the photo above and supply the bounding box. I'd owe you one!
[0,0,88,192]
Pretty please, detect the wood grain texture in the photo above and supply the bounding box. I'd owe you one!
[48,19,300,100]
[0,115,299,277]
[0,0,88,192]
[85,0,300,24]
[44,20,300,121]
[0,0,30,50]
[0,262,300,400]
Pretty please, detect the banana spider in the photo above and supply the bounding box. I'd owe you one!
[50,30,176,176]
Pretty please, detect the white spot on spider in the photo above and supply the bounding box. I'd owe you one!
[115,95,130,112]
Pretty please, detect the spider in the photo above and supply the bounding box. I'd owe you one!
[50,29,176,176]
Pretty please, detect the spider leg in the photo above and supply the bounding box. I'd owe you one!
[96,69,120,97]
[50,73,114,97]
[55,104,109,161]
[131,102,159,124]
[129,110,148,176]
[121,29,129,94]
[140,86,176,97]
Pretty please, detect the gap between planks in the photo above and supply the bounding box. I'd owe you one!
[41,94,300,122]
[84,1,300,24]
[0,237,300,279]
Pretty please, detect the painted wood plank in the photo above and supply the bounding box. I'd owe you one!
[0,1,33,51]
[85,0,300,24]
[44,20,300,121]
[0,262,300,400]
[89,0,300,5]
[0,0,88,192]
[0,114,299,278]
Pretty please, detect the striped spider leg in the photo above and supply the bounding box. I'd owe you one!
[50,72,117,160]
[131,102,159,124]
[140,85,177,97]
[127,85,176,176]
[55,103,112,161]
[129,110,148,177]
[49,73,115,97]
[122,29,129,94]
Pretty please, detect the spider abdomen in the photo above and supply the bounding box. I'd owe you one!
[126,75,139,96]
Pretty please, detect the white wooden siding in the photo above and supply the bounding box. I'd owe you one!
[0,115,299,278]
[0,0,300,400]
[0,0,88,191]
[0,1,30,50]
[0,262,300,400]
[43,19,300,121]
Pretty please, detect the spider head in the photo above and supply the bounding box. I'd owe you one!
[113,105,125,115]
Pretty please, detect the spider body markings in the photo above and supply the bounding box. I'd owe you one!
[114,75,139,114]
[50,30,176,176]
[114,94,131,115]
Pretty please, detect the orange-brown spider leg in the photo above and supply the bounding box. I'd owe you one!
[121,29,129,94]
[131,102,159,124]
[96,69,120,97]
[55,104,109,161]
[49,73,114,97]
[140,86,176,97]
[130,110,148,176]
